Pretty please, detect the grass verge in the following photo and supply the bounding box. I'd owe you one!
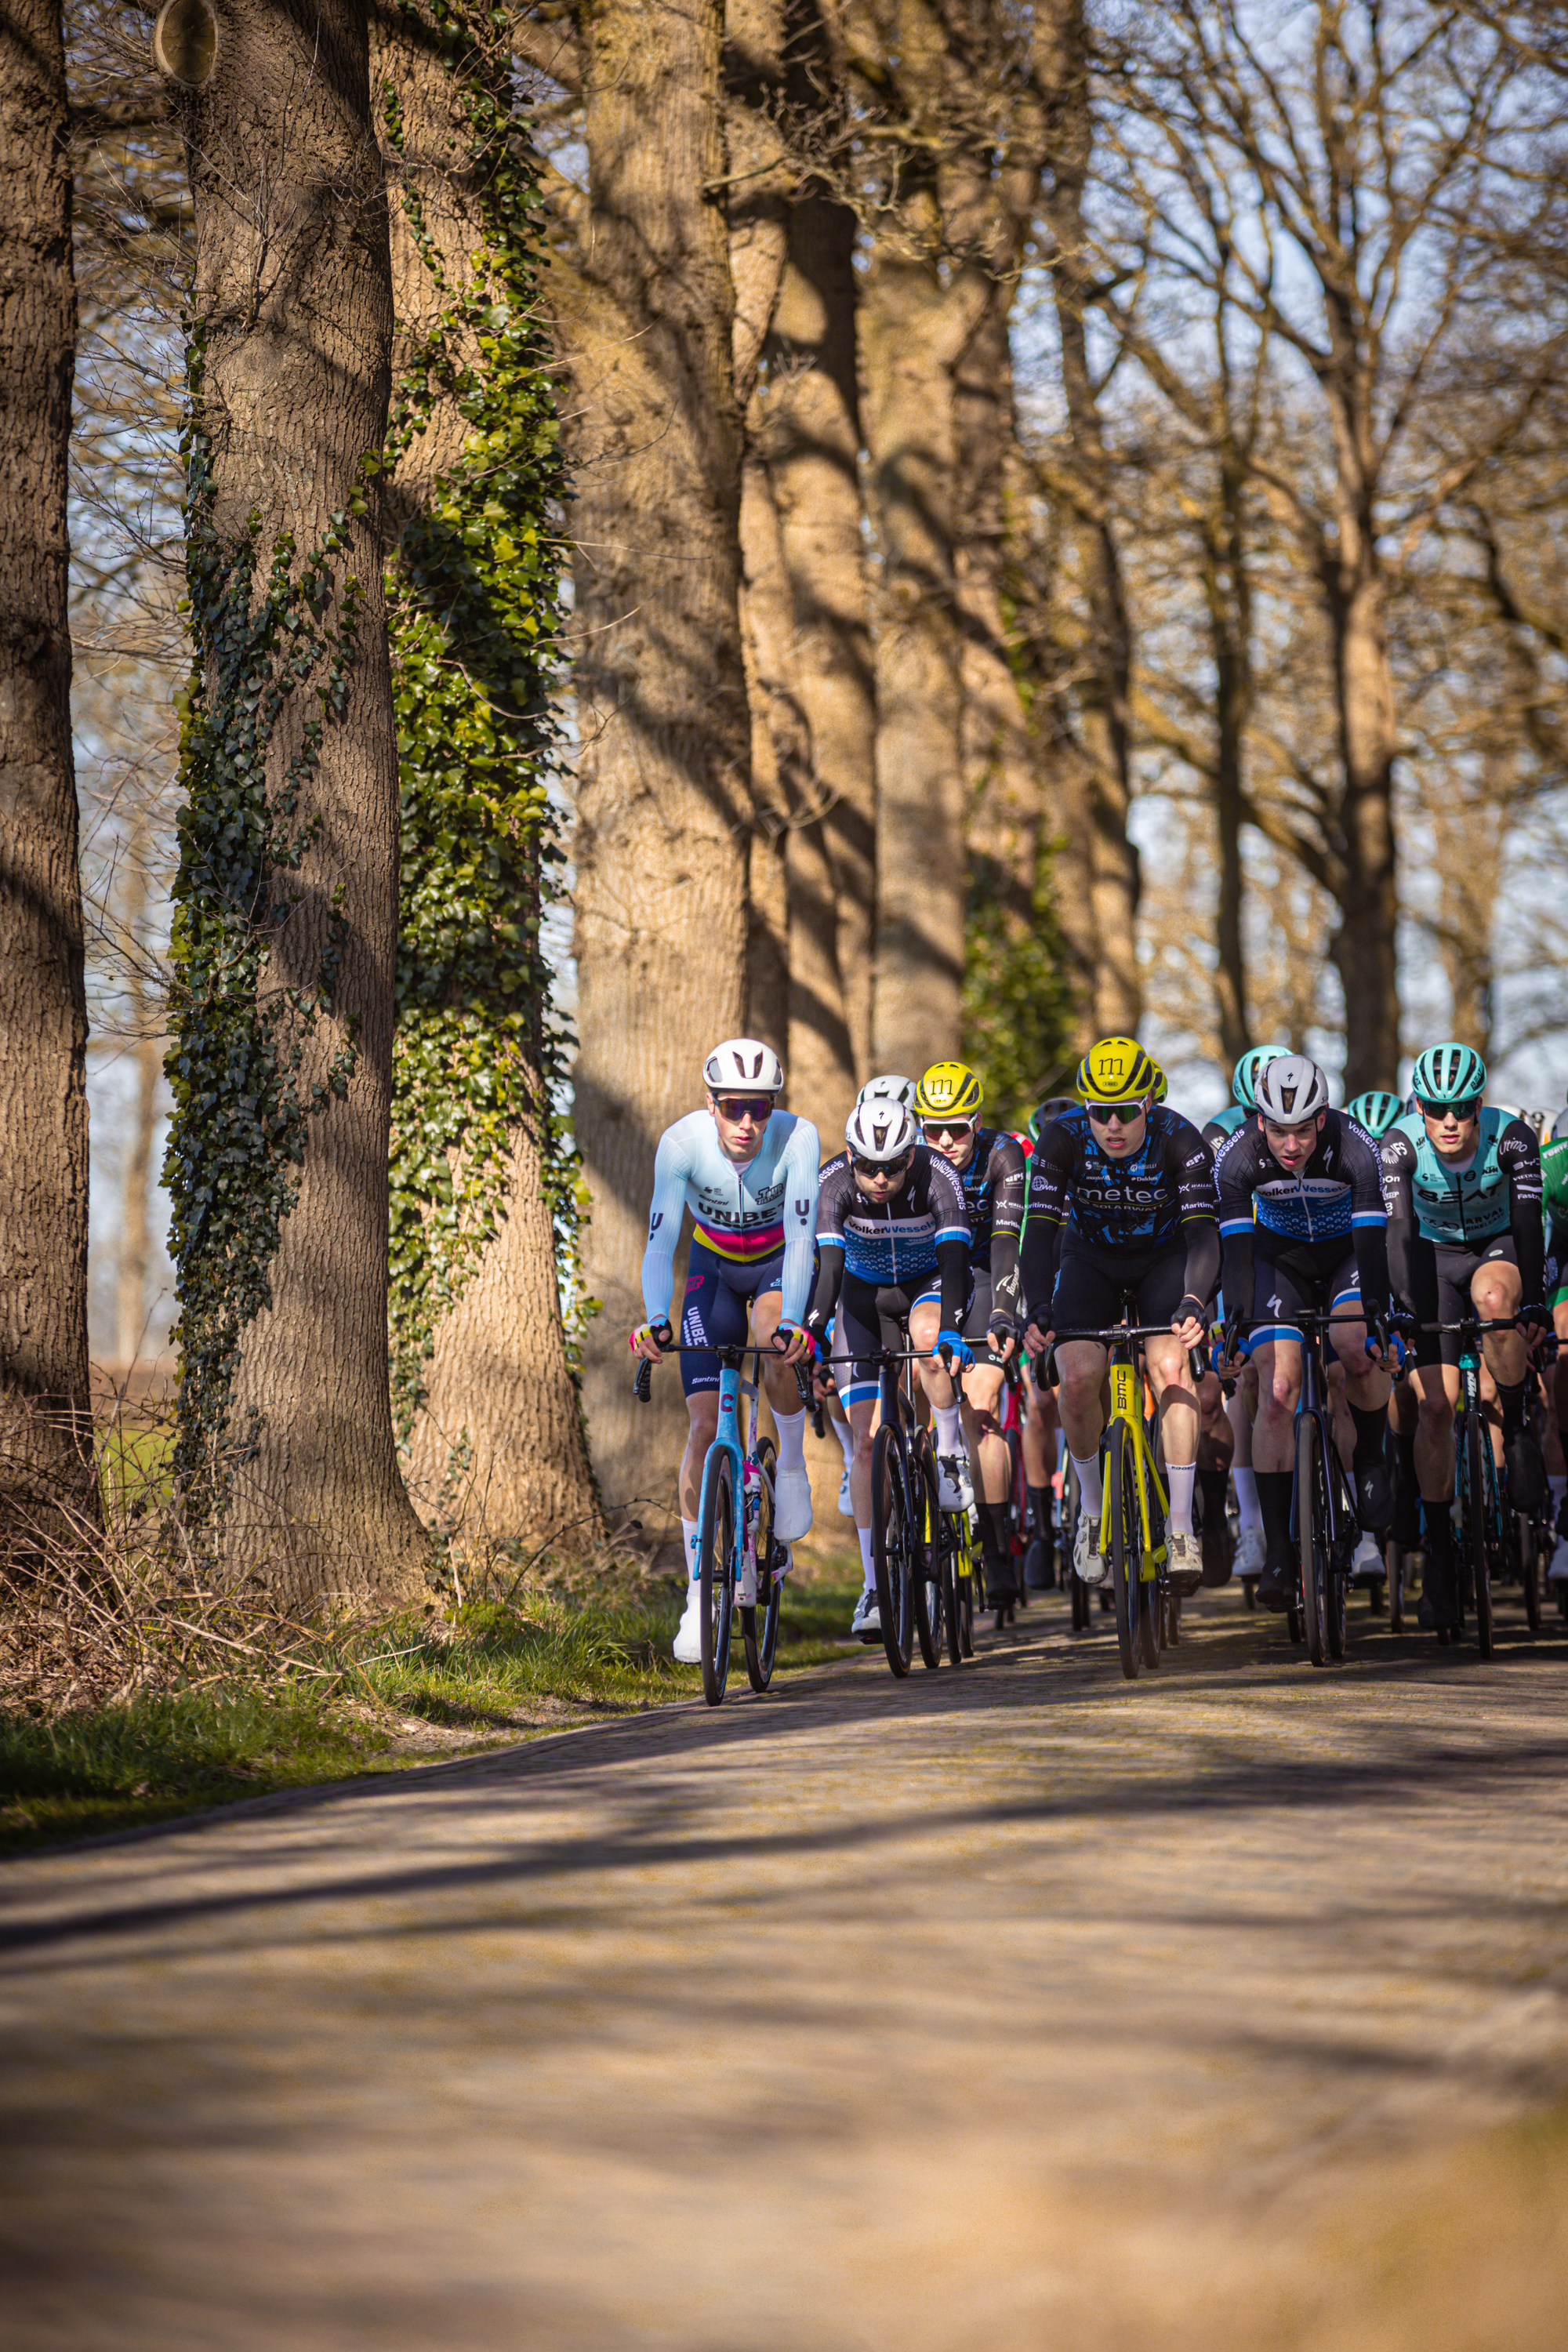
[0,1575,866,1854]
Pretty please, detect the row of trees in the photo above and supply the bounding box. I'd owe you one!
[2,0,1566,1595]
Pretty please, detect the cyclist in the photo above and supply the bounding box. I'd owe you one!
[1541,1104,1568,1581]
[1199,1048,1288,1581]
[915,1061,1029,1614]
[1021,1038,1219,1592]
[1018,1098,1078,1584]
[805,1098,972,1638]
[1381,1044,1547,1631]
[1202,1044,1289,1150]
[818,1075,918,1515]
[633,1040,821,1661]
[1214,1055,1395,1610]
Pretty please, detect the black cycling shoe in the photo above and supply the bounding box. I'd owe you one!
[1354,1460,1394,1535]
[1200,1514,1233,1588]
[1256,1559,1297,1612]
[1022,1534,1052,1589]
[1417,1553,1459,1634]
[1392,1474,1423,1552]
[1505,1429,1546,1513]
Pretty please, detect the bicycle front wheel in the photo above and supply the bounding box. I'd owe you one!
[1518,1512,1541,1635]
[1463,1410,1494,1658]
[1298,1411,1330,1668]
[910,1435,944,1669]
[1108,1420,1143,1682]
[871,1424,915,1676]
[742,1437,782,1693]
[698,1449,737,1706]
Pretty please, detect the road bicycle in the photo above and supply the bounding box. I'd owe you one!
[632,1341,805,1705]
[1404,1315,1534,1658]
[1038,1304,1204,1682]
[855,1333,947,1677]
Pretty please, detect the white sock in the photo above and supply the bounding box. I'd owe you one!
[1233,1468,1261,1531]
[858,1526,876,1590]
[1551,1475,1566,1507]
[681,1517,700,1587]
[933,1402,964,1455]
[774,1405,807,1471]
[1166,1461,1196,1539]
[835,1416,856,1472]
[1071,1450,1103,1515]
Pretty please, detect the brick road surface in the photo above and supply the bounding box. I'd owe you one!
[2,1593,1567,2349]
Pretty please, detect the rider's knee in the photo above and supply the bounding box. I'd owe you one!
[1414,1383,1453,1436]
[1058,1367,1101,1417]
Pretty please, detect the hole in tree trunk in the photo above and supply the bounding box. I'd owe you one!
[153,0,220,87]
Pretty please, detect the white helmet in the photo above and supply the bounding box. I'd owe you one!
[844,1099,917,1163]
[1254,1053,1330,1127]
[857,1072,916,1110]
[703,1037,783,1095]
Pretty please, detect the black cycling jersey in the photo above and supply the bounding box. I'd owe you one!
[1381,1115,1544,1316]
[946,1127,1027,1327]
[1215,1109,1390,1319]
[806,1146,971,1338]
[1020,1105,1220,1323]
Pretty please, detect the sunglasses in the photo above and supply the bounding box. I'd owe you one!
[1083,1102,1142,1125]
[921,1120,976,1142]
[853,1150,912,1178]
[1417,1097,1481,1122]
[713,1096,773,1123]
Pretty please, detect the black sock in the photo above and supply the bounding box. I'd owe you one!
[1197,1468,1230,1525]
[1255,1469,1295,1565]
[1351,1403,1390,1470]
[1026,1483,1051,1536]
[1496,1377,1529,1439]
[979,1501,1014,1597]
[1396,1429,1417,1483]
[1422,1498,1453,1556]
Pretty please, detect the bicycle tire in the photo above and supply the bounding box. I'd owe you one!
[698,1448,737,1707]
[955,1506,976,1657]
[1387,1539,1404,1634]
[1004,1426,1026,1608]
[1108,1420,1142,1682]
[910,1435,944,1669]
[1464,1410,1494,1658]
[1298,1411,1330,1668]
[742,1437,782,1693]
[871,1423,915,1676]
[942,1508,962,1665]
[1063,1462,1091,1632]
[1519,1512,1541,1635]
[1327,1476,1349,1661]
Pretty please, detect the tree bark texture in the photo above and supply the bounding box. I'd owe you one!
[1205,448,1253,1069]
[1040,0,1139,1037]
[0,0,94,1527]
[372,2,601,1550]
[114,816,162,1370]
[561,0,751,1514]
[169,0,426,1609]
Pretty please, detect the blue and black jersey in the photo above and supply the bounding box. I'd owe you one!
[1216,1108,1389,1316]
[804,1147,971,1337]
[1019,1105,1220,1322]
[948,1127,1028,1322]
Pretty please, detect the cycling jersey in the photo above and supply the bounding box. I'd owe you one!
[1020,1104,1220,1321]
[1541,1134,1568,1231]
[641,1107,821,1327]
[806,1148,971,1334]
[1381,1107,1543,1312]
[1216,1109,1389,1318]
[944,1127,1027,1324]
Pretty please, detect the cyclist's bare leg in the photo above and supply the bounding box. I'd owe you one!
[910,1299,957,1411]
[847,1396,877,1527]
[1410,1360,1460,1500]
[1250,1337,1303,1475]
[960,1360,1010,1504]
[1145,1333,1198,1534]
[1197,1371,1233,1471]
[679,1396,720,1523]
[1055,1341,1110,1465]
[1472,1257,1525,1388]
[1022,1370,1058,1488]
[748,1288,802,1419]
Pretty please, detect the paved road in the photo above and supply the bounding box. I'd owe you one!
[3,1592,1568,2350]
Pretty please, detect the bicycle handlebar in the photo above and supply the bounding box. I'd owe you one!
[1033,1325,1209,1388]
[630,1341,818,1403]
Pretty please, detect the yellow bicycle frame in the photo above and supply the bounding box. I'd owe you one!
[1097,1359,1169,1580]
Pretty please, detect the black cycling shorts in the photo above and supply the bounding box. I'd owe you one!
[1050,1232,1192,1340]
[1247,1243,1360,1352]
[1408,1232,1519,1368]
[837,1269,973,1410]
[960,1269,997,1348]
[678,1238,783,1396]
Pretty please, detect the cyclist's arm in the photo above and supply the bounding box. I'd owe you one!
[1344,1122,1391,1318]
[927,1155,974,1333]
[987,1133,1028,1325]
[1380,1129,1417,1312]
[1019,1122,1071,1323]
[1215,1127,1258,1319]
[804,1240,845,1348]
[1170,1123,1221,1310]
[776,1116,822,1327]
[936,1236,971,1334]
[640,1122,694,1323]
[1501,1116,1545,1309]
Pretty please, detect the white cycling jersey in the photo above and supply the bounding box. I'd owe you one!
[641,1108,821,1327]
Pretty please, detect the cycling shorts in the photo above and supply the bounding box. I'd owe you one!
[836,1269,974,1410]
[1407,1232,1519,1368]
[1050,1232,1192,1341]
[1248,1245,1360,1352]
[679,1237,783,1396]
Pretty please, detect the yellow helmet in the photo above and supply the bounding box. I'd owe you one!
[915,1060,984,1119]
[1151,1062,1168,1105]
[1076,1036,1156,1106]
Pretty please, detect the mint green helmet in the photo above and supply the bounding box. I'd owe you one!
[1347,1090,1403,1138]
[1410,1043,1487,1109]
[1232,1044,1289,1111]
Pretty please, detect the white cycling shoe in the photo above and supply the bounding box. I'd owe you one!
[1236,1525,1268,1577]
[1073,1510,1107,1586]
[772,1464,814,1543]
[1351,1529,1384,1581]
[851,1589,881,1639]
[837,1467,854,1517]
[672,1588,704,1664]
[1166,1528,1202,1595]
[936,1452,975,1512]
[1549,1535,1568,1584]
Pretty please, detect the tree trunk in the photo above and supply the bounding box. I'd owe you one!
[165,0,426,1608]
[372,2,601,1552]
[1206,449,1253,1068]
[1325,538,1399,1094]
[0,0,94,1527]
[1040,0,1139,1036]
[562,0,751,1515]
[114,818,162,1371]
